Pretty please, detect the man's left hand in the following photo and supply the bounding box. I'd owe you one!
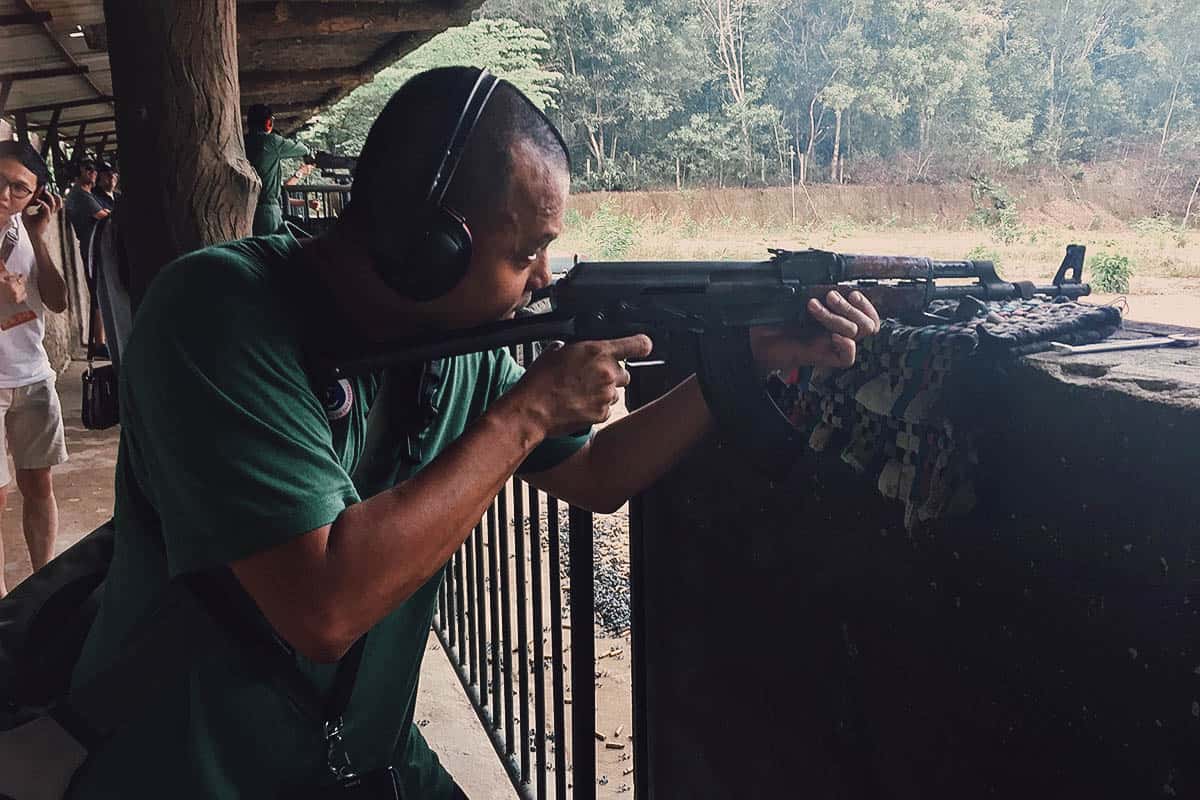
[750,289,881,372]
[22,188,62,241]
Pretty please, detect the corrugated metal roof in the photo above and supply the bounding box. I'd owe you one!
[1,1,479,154]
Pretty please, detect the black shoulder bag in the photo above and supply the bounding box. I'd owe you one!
[81,289,118,431]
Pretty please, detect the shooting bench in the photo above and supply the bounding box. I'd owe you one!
[626,320,1200,799]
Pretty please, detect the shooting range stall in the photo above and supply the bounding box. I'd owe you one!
[6,4,1200,799]
[627,325,1200,799]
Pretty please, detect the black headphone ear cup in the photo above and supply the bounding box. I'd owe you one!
[380,206,472,301]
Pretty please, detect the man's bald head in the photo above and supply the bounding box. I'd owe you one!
[350,67,569,249]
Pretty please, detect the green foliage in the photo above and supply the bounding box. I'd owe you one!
[1088,250,1135,293]
[969,176,1023,244]
[298,18,560,156]
[294,0,1200,192]
[575,201,639,258]
[965,245,1003,271]
[1130,216,1178,235]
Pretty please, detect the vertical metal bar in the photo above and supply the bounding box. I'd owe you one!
[529,485,547,800]
[465,532,478,683]
[569,506,596,800]
[437,563,448,630]
[474,521,489,707]
[498,485,516,757]
[514,477,532,782]
[445,555,457,652]
[629,495,648,799]
[455,550,468,668]
[487,503,502,728]
[547,497,568,799]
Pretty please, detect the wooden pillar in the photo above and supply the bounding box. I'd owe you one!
[102,0,260,309]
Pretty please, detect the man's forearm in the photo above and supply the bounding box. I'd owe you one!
[31,239,67,313]
[313,394,547,655]
[557,375,714,512]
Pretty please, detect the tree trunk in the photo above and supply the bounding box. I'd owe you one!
[1183,174,1200,231]
[103,0,259,310]
[831,109,842,186]
[1159,49,1190,160]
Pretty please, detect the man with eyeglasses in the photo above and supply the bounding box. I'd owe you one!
[0,140,69,597]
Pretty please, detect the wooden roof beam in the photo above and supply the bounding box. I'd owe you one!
[28,114,115,130]
[238,1,471,40]
[8,96,114,114]
[0,66,90,82]
[239,66,374,97]
[0,11,51,26]
[13,0,109,102]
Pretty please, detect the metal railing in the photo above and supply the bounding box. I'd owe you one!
[281,183,352,236]
[431,342,600,800]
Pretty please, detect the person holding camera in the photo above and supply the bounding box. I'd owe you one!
[68,68,878,798]
[0,142,68,598]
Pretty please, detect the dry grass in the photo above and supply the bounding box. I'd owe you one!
[557,194,1200,326]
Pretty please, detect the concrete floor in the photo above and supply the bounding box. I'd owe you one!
[1,361,516,798]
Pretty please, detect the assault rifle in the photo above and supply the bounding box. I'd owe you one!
[322,245,1090,475]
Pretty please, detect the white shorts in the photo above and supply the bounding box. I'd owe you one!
[0,377,68,485]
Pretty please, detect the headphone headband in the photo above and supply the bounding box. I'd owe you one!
[425,68,499,210]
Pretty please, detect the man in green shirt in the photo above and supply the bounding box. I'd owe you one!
[70,68,879,798]
[245,103,313,235]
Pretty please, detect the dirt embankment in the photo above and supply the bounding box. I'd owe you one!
[568,174,1165,230]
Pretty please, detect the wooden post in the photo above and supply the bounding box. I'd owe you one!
[676,156,681,190]
[39,109,62,159]
[73,123,88,160]
[103,0,259,309]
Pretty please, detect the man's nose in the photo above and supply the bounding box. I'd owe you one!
[527,254,552,291]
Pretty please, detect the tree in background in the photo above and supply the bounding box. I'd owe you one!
[483,0,702,188]
[290,0,1200,211]
[298,18,560,156]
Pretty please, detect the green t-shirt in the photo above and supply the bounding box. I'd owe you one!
[245,130,309,206]
[69,233,588,798]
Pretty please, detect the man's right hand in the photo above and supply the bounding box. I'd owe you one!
[507,335,654,437]
[0,261,27,305]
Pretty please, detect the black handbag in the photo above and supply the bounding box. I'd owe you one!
[81,292,118,430]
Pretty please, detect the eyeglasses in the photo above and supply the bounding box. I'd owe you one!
[0,176,35,201]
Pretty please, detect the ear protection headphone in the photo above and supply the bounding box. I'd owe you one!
[373,68,500,301]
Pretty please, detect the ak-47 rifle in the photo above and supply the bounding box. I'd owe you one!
[322,245,1091,475]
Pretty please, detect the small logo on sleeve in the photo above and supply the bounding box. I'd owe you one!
[323,378,355,421]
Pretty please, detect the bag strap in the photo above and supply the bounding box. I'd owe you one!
[54,568,367,748]
[60,235,373,746]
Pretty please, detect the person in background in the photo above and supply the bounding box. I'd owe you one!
[0,141,69,596]
[64,159,109,355]
[244,103,314,235]
[94,160,118,211]
[64,159,109,256]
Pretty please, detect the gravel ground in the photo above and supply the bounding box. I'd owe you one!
[526,504,632,636]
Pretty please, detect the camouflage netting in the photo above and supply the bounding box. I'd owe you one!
[772,298,1123,530]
